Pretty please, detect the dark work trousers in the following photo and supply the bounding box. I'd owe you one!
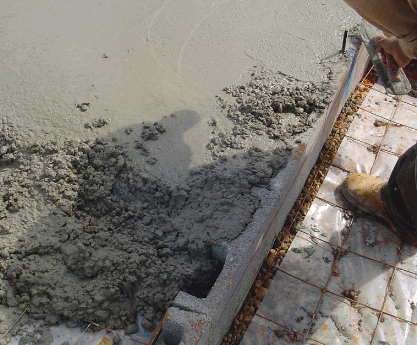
[381,143,417,245]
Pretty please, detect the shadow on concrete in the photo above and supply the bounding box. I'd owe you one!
[0,108,292,336]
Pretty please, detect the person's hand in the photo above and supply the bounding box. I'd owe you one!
[376,35,411,80]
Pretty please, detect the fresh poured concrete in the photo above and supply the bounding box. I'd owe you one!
[0,0,360,183]
[157,46,369,345]
[0,0,363,344]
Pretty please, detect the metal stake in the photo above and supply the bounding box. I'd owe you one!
[341,30,348,53]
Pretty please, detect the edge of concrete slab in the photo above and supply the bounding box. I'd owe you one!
[156,45,370,345]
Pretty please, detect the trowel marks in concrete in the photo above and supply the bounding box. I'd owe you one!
[0,69,333,338]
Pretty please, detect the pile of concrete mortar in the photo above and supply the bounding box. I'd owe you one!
[0,68,333,343]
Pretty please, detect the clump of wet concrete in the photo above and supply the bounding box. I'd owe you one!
[14,326,53,345]
[342,288,360,306]
[84,118,109,130]
[0,69,333,341]
[209,70,333,157]
[76,103,90,112]
[134,141,151,156]
[0,121,289,334]
[141,122,167,141]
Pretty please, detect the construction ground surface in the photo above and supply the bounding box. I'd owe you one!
[236,71,417,345]
[2,0,417,343]
[8,64,417,345]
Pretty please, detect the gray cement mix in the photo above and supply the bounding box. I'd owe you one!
[0,0,362,343]
[0,69,335,342]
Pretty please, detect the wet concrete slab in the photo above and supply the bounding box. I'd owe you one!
[0,1,366,344]
[0,0,361,183]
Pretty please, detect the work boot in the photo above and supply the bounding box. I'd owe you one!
[340,173,390,222]
[341,173,417,245]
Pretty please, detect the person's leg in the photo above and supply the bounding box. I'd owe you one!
[341,143,417,245]
[380,143,417,243]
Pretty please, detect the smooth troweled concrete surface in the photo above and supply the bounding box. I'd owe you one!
[0,0,360,184]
